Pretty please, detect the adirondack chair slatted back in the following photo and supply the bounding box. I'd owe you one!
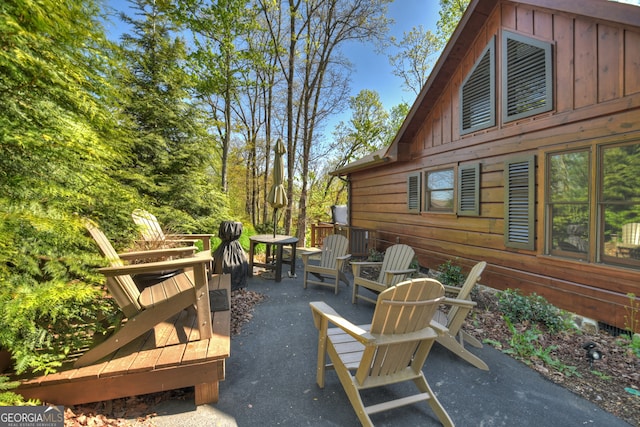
[132,209,165,241]
[377,244,415,285]
[85,221,142,317]
[355,279,444,386]
[446,261,486,325]
[319,234,349,270]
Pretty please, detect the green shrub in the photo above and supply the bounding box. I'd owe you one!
[497,289,573,333]
[0,210,119,374]
[437,259,465,286]
[502,317,579,377]
[0,280,116,375]
[0,375,39,406]
[367,248,384,262]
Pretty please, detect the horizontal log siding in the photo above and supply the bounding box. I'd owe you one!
[348,1,640,330]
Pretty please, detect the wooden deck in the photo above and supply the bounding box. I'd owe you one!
[15,274,231,406]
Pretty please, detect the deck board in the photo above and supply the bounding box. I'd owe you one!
[15,273,231,406]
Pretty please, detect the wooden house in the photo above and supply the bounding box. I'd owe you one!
[332,0,640,331]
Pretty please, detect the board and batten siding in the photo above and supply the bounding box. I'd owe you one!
[347,1,640,330]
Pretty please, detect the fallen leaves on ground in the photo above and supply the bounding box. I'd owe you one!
[230,289,266,336]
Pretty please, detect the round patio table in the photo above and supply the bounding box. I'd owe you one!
[248,234,298,282]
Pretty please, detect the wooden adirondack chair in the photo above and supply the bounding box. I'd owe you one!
[302,234,351,294]
[431,261,489,370]
[75,221,213,368]
[351,244,416,304]
[310,278,454,427]
[131,208,213,252]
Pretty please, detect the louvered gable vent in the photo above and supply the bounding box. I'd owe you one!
[460,37,495,135]
[504,156,535,250]
[503,31,552,122]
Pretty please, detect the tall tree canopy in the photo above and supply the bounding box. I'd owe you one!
[388,25,440,96]
[118,0,228,230]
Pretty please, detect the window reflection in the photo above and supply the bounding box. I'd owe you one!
[426,169,454,212]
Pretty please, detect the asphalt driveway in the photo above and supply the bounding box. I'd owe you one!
[146,261,632,427]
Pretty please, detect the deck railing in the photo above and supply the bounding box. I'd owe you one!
[310,222,375,257]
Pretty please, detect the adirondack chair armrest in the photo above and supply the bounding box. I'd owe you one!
[170,233,214,249]
[118,246,198,261]
[383,269,416,283]
[170,233,214,239]
[301,250,322,263]
[309,301,374,344]
[350,261,382,267]
[372,328,440,344]
[429,319,450,336]
[99,251,212,276]
[350,261,382,277]
[335,254,351,270]
[441,297,477,309]
[442,284,463,297]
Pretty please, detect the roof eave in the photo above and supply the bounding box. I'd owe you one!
[330,151,391,176]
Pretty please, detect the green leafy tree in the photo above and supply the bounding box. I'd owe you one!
[320,91,407,215]
[171,0,258,194]
[436,0,471,45]
[331,89,392,168]
[388,0,470,99]
[0,0,135,373]
[384,102,411,143]
[388,25,440,96]
[257,0,392,240]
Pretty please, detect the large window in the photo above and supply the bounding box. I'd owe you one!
[546,150,590,258]
[545,141,640,268]
[425,168,454,213]
[600,143,640,266]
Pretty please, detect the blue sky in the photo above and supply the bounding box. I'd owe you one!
[343,0,440,111]
[103,0,441,128]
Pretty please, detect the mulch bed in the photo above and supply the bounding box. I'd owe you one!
[468,287,640,426]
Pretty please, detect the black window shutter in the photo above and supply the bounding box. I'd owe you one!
[458,164,480,216]
[504,156,535,249]
[407,172,421,213]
